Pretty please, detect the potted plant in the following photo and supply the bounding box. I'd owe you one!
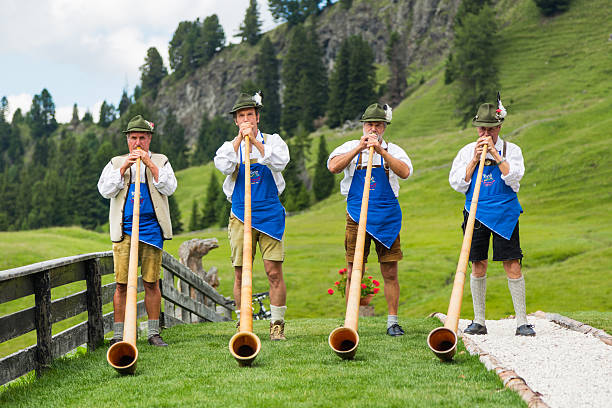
[328,268,380,305]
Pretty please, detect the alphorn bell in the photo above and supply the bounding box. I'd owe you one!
[229,131,262,366]
[329,144,376,360]
[427,143,488,361]
[107,149,142,374]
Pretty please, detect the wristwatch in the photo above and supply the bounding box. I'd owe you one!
[496,157,506,165]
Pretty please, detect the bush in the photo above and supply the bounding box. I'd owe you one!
[533,0,571,16]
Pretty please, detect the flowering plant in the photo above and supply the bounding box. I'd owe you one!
[327,268,380,298]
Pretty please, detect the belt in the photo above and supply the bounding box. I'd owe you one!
[484,159,498,166]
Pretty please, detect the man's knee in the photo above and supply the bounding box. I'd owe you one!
[471,260,488,277]
[115,283,127,294]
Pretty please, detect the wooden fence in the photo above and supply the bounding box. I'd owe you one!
[0,251,234,386]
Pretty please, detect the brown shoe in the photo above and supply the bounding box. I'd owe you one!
[270,320,286,341]
[148,334,168,347]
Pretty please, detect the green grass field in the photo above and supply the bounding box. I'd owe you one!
[0,318,525,408]
[1,0,611,401]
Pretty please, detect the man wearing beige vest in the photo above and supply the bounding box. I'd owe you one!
[98,115,177,347]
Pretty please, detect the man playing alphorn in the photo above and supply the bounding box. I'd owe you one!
[449,98,535,336]
[98,115,177,347]
[214,92,290,341]
[327,103,412,337]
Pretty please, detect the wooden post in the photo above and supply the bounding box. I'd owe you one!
[33,271,52,376]
[85,258,104,351]
[162,269,175,321]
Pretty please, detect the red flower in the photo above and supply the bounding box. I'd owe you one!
[334,281,340,286]
[373,280,380,287]
[361,283,367,289]
[328,288,334,295]
[373,287,380,294]
[338,268,345,275]
[496,109,501,113]
[368,276,373,279]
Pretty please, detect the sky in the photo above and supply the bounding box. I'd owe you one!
[0,0,277,123]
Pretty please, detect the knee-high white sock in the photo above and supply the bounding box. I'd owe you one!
[387,315,399,329]
[270,305,287,323]
[470,275,487,326]
[112,322,124,340]
[148,319,160,338]
[235,309,241,321]
[508,276,528,326]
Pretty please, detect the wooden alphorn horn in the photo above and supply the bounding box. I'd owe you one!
[329,145,375,360]
[427,143,488,361]
[229,132,262,366]
[107,149,142,374]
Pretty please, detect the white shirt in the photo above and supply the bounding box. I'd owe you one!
[449,137,524,194]
[327,139,413,198]
[97,151,177,199]
[214,131,290,200]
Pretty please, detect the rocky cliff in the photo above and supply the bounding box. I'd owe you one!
[153,0,460,144]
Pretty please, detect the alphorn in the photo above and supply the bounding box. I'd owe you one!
[107,149,142,374]
[329,144,375,360]
[427,143,488,361]
[229,132,262,366]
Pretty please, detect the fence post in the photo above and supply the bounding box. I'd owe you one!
[85,258,104,350]
[33,271,52,376]
[162,269,175,323]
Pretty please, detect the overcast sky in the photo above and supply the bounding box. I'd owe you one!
[0,0,277,123]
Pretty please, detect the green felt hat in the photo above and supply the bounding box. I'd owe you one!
[472,103,504,127]
[360,103,392,124]
[123,115,155,133]
[229,91,263,114]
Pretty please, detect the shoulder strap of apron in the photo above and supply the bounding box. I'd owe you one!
[503,140,507,158]
[231,133,268,182]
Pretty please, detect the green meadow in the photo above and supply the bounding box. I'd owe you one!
[1,0,611,402]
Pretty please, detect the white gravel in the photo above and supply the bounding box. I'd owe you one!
[458,316,612,408]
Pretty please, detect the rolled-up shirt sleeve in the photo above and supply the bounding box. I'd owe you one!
[214,141,240,175]
[98,162,124,199]
[501,144,524,192]
[153,161,177,196]
[258,133,289,172]
[449,143,474,194]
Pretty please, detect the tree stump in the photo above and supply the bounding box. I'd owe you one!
[177,238,220,322]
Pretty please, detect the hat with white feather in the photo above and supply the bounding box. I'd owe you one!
[360,103,392,124]
[229,91,263,114]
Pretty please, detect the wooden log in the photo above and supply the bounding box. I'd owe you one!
[161,268,176,320]
[161,280,228,322]
[33,271,52,376]
[85,258,104,351]
[0,345,37,386]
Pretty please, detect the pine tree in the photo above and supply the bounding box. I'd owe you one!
[344,36,376,121]
[70,103,80,127]
[326,39,350,127]
[313,135,334,201]
[168,194,184,234]
[199,15,225,65]
[451,5,499,124]
[299,26,328,132]
[98,101,116,127]
[118,90,131,116]
[192,114,234,165]
[268,0,320,25]
[169,20,196,78]
[140,47,167,98]
[28,89,58,139]
[0,96,8,122]
[189,199,200,231]
[200,172,220,229]
[161,110,188,170]
[385,31,407,107]
[281,136,311,212]
[281,26,306,136]
[236,0,262,45]
[215,187,231,226]
[82,111,93,123]
[255,37,281,132]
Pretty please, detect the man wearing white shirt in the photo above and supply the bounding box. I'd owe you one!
[98,115,177,347]
[449,99,535,337]
[214,92,290,341]
[327,103,412,337]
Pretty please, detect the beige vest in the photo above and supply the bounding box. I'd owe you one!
[109,153,173,242]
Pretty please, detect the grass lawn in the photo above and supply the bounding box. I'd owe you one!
[0,317,525,407]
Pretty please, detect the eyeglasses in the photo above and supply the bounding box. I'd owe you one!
[478,126,500,132]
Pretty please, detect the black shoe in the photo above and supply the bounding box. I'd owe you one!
[515,324,536,336]
[108,338,122,346]
[148,334,168,347]
[464,321,488,335]
[386,324,405,337]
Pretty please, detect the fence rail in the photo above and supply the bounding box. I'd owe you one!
[0,251,233,386]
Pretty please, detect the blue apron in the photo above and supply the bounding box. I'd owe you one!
[124,182,164,249]
[465,149,523,240]
[347,152,402,249]
[231,134,286,241]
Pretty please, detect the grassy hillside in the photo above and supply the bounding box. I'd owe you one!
[1,0,611,358]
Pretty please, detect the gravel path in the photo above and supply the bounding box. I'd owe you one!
[458,315,612,408]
